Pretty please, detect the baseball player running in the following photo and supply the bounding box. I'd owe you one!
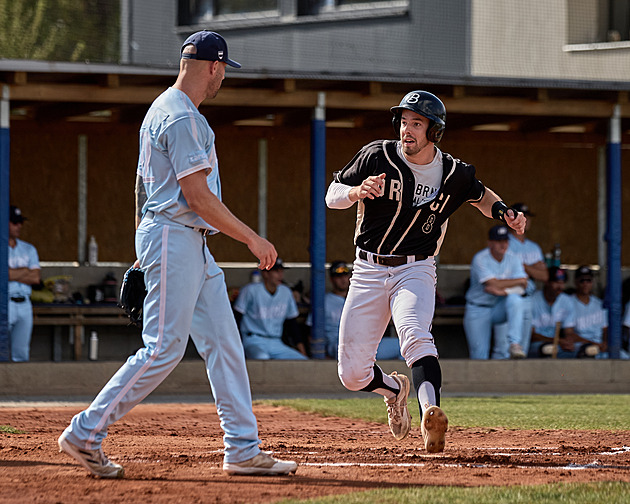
[58,31,297,478]
[326,90,526,452]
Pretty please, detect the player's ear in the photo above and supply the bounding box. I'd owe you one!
[207,60,219,76]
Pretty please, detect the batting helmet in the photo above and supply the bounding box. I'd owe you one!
[391,90,446,143]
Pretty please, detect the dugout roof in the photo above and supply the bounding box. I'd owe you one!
[2,59,630,139]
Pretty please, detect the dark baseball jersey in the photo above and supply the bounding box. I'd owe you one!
[333,140,485,256]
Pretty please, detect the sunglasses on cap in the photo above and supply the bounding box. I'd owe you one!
[331,265,350,275]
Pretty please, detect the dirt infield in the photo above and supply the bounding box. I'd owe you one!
[1,402,629,503]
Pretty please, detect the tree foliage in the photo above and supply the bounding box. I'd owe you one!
[0,0,119,62]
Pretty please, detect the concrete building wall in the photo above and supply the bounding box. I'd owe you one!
[129,0,470,77]
[471,0,630,82]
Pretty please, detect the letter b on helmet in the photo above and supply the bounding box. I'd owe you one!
[391,91,446,143]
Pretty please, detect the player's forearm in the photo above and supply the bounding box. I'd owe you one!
[325,181,355,209]
[9,267,41,285]
[135,173,147,229]
[470,187,501,218]
[524,261,549,282]
[194,191,258,244]
[484,277,527,295]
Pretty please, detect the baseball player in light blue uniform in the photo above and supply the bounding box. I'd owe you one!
[464,225,528,360]
[529,267,578,358]
[8,206,40,362]
[234,261,307,360]
[59,31,296,478]
[505,203,547,355]
[572,265,629,359]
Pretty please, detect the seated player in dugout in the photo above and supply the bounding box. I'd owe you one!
[233,258,308,360]
[326,90,527,453]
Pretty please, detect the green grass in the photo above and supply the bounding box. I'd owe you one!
[260,394,630,430]
[259,395,630,503]
[275,482,630,504]
[0,425,25,434]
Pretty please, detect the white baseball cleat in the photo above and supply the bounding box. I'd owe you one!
[509,343,526,359]
[384,371,412,440]
[421,405,448,453]
[58,432,124,478]
[223,451,298,475]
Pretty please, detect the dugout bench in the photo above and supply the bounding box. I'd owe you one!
[32,304,466,361]
[32,304,131,361]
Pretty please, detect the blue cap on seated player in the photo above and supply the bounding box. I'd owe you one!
[269,258,286,270]
[488,225,509,241]
[180,31,241,68]
[9,205,26,224]
[329,261,350,277]
[575,265,593,282]
[548,266,567,283]
[512,202,534,216]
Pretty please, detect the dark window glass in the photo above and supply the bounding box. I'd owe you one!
[179,0,277,25]
[608,0,630,41]
[298,0,389,16]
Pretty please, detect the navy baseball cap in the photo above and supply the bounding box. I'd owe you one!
[9,205,26,224]
[575,265,593,279]
[329,261,350,276]
[488,225,509,241]
[181,31,241,68]
[512,203,534,216]
[548,267,567,283]
[270,258,286,270]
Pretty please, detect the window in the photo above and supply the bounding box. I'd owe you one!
[179,0,278,25]
[298,0,390,16]
[607,0,630,41]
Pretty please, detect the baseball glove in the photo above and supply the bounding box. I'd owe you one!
[118,267,147,328]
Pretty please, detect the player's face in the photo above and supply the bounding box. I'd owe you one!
[330,274,350,294]
[576,277,593,295]
[9,221,22,239]
[262,268,284,288]
[206,61,226,99]
[548,279,565,297]
[488,239,509,260]
[400,111,432,159]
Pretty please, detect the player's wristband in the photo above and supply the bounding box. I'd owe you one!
[491,201,510,223]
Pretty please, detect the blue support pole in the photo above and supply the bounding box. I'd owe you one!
[0,85,10,361]
[605,104,622,359]
[309,92,327,359]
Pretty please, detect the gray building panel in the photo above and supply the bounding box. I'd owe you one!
[129,0,470,78]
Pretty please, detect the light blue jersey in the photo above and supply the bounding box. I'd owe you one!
[571,294,607,344]
[234,282,299,338]
[8,239,39,298]
[624,302,630,328]
[137,87,220,232]
[508,234,544,296]
[530,290,576,338]
[465,248,526,307]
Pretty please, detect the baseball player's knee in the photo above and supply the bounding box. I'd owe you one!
[338,364,373,391]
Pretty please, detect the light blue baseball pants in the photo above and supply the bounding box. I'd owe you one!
[62,216,261,463]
